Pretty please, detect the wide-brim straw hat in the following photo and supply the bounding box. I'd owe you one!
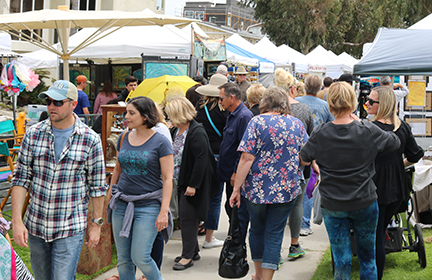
[196,74,228,97]
[235,66,248,75]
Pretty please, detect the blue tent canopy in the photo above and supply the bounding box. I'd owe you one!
[226,41,274,63]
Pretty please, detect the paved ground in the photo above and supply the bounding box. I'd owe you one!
[0,106,331,279]
[95,203,330,280]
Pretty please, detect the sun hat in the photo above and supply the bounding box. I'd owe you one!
[38,80,78,101]
[196,74,228,97]
[235,66,248,75]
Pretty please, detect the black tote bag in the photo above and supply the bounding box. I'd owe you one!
[218,203,249,278]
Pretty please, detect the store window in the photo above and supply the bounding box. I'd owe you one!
[9,0,44,41]
[157,0,163,11]
[70,0,96,11]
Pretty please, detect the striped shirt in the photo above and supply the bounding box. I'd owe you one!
[12,115,107,242]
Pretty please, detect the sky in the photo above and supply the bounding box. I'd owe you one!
[165,0,227,16]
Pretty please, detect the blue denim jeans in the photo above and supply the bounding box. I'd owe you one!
[112,201,162,280]
[28,230,85,280]
[301,178,312,229]
[246,198,296,270]
[204,154,224,230]
[322,200,379,280]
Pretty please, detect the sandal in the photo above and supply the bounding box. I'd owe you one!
[105,275,119,280]
[198,222,206,236]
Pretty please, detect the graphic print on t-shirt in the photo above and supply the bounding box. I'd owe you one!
[120,150,149,175]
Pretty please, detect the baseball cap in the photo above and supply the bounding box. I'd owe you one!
[76,75,89,84]
[339,73,359,83]
[38,80,78,101]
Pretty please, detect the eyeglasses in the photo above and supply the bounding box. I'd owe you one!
[366,97,379,106]
[46,98,72,107]
[219,96,226,101]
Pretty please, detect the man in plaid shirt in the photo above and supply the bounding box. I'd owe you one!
[11,80,107,280]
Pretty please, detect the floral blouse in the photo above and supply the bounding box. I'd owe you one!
[173,128,188,180]
[237,114,308,204]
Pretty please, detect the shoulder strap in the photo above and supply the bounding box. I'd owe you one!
[204,104,222,138]
[119,131,127,150]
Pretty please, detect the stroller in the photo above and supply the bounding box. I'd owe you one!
[331,166,427,273]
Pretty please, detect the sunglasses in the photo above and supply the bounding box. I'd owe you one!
[366,97,379,106]
[46,98,72,107]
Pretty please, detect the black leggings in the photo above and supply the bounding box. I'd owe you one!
[376,201,402,280]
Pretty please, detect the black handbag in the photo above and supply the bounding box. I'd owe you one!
[218,204,249,278]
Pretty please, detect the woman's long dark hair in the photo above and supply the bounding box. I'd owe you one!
[100,81,115,97]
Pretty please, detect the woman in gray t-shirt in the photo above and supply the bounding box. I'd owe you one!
[300,82,400,280]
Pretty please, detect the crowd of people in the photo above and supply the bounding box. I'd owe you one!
[9,64,424,280]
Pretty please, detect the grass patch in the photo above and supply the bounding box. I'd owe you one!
[312,216,432,279]
[2,210,117,280]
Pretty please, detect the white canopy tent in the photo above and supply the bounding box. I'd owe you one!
[306,45,352,78]
[409,13,432,29]
[252,37,290,67]
[18,25,192,69]
[181,22,210,39]
[338,52,359,68]
[226,34,255,51]
[277,44,309,73]
[0,8,196,80]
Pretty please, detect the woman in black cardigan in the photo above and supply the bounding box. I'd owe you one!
[165,97,219,271]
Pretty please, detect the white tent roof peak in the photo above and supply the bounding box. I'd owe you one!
[409,13,432,29]
[181,22,210,39]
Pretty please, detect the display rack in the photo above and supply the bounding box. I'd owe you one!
[101,104,127,172]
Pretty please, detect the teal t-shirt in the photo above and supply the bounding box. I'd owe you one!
[116,131,173,207]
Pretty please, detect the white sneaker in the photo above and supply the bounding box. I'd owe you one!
[299,227,314,236]
[203,237,224,249]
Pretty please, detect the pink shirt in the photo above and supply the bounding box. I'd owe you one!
[93,92,117,114]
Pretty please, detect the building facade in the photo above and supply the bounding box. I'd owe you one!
[183,0,257,31]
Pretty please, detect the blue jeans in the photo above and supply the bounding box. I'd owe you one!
[301,178,312,229]
[322,200,378,280]
[246,198,296,270]
[28,230,85,280]
[112,201,162,280]
[204,154,224,230]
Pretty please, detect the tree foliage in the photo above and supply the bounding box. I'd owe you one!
[240,0,432,58]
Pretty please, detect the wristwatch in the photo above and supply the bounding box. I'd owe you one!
[92,217,105,226]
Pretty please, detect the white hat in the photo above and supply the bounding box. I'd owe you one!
[196,74,228,97]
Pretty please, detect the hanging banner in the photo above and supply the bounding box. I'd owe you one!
[194,32,226,61]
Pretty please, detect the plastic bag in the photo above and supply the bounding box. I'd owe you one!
[306,171,317,199]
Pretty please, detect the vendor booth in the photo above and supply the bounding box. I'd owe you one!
[306,45,352,79]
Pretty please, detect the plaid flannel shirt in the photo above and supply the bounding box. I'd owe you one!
[12,116,107,242]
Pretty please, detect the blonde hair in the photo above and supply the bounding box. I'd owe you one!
[259,86,291,115]
[165,97,197,126]
[247,83,266,105]
[327,82,358,117]
[296,81,306,97]
[155,101,167,126]
[274,68,295,92]
[372,86,401,131]
[165,86,184,103]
